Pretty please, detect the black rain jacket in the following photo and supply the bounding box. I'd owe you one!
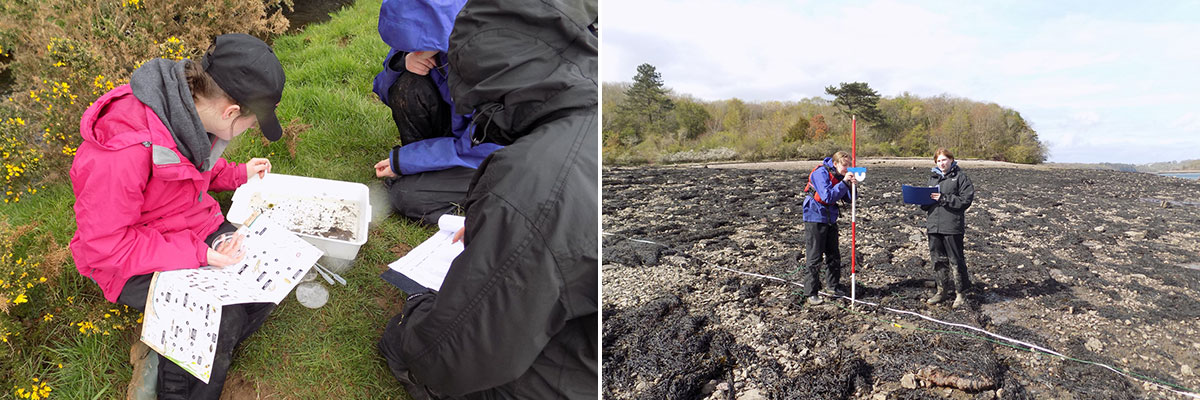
[386,0,598,397]
[921,163,975,235]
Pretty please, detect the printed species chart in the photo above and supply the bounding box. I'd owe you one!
[141,217,323,382]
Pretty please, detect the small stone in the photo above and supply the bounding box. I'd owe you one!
[701,380,718,395]
[717,382,730,391]
[737,388,765,400]
[901,373,918,389]
[872,393,888,400]
[1183,364,1194,377]
[997,389,1005,398]
[1094,225,1105,232]
[1086,337,1104,352]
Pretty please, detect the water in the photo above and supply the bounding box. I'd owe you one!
[1158,172,1200,180]
[284,0,357,32]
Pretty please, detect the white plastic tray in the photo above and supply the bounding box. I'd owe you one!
[228,173,371,260]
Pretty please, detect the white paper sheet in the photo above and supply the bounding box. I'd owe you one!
[386,214,465,291]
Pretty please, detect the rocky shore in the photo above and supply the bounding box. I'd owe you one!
[602,162,1200,399]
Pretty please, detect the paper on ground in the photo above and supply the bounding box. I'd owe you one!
[386,214,465,291]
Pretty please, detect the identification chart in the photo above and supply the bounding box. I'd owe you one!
[141,217,323,382]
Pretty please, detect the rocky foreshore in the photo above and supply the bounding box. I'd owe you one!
[602,162,1200,399]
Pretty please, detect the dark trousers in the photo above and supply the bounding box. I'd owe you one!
[803,222,842,297]
[116,222,276,400]
[387,65,453,146]
[384,66,473,226]
[928,233,970,293]
[384,166,475,226]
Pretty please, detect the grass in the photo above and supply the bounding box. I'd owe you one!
[1,0,438,398]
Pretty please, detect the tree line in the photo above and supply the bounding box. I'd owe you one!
[603,63,1049,165]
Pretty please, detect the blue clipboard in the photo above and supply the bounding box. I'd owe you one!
[902,185,938,205]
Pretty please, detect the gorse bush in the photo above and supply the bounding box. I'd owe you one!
[0,0,292,203]
[0,1,292,397]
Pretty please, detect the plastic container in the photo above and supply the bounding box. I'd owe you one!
[211,231,246,261]
[228,173,371,260]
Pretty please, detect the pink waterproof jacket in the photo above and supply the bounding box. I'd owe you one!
[70,85,248,303]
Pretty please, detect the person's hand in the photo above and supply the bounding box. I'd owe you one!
[207,234,246,268]
[930,192,941,201]
[375,158,397,178]
[246,158,271,179]
[404,51,439,75]
[451,227,465,243]
[844,173,857,185]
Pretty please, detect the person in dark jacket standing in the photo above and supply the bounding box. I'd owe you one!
[376,0,597,398]
[921,148,975,308]
[801,151,857,306]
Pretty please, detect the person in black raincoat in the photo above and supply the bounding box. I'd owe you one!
[921,148,975,308]
[376,0,598,398]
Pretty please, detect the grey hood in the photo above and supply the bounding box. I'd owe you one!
[130,58,228,171]
[448,0,597,146]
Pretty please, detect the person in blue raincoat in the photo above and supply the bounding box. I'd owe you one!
[371,0,503,225]
[800,151,857,306]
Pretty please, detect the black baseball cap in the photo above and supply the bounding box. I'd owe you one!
[201,33,285,141]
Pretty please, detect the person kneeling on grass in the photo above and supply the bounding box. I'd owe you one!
[800,151,857,306]
[70,34,283,399]
[370,0,503,226]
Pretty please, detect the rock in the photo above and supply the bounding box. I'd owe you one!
[1094,225,1105,232]
[717,382,730,391]
[737,388,765,400]
[872,393,889,400]
[701,380,718,395]
[1085,337,1104,352]
[901,373,918,389]
[1184,364,1194,377]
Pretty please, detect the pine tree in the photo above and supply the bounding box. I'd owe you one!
[614,63,675,142]
[825,82,884,124]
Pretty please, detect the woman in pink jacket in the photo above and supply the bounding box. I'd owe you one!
[70,34,284,399]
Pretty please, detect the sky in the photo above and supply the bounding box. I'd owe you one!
[601,0,1200,164]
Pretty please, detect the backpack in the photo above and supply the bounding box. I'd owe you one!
[803,164,841,205]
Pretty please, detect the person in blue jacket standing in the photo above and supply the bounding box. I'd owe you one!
[801,151,857,306]
[371,0,503,225]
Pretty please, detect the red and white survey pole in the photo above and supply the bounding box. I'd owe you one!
[849,115,860,305]
[846,117,867,305]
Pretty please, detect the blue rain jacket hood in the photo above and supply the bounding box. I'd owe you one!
[378,0,463,53]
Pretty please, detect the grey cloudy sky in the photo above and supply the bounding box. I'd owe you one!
[601,0,1200,164]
